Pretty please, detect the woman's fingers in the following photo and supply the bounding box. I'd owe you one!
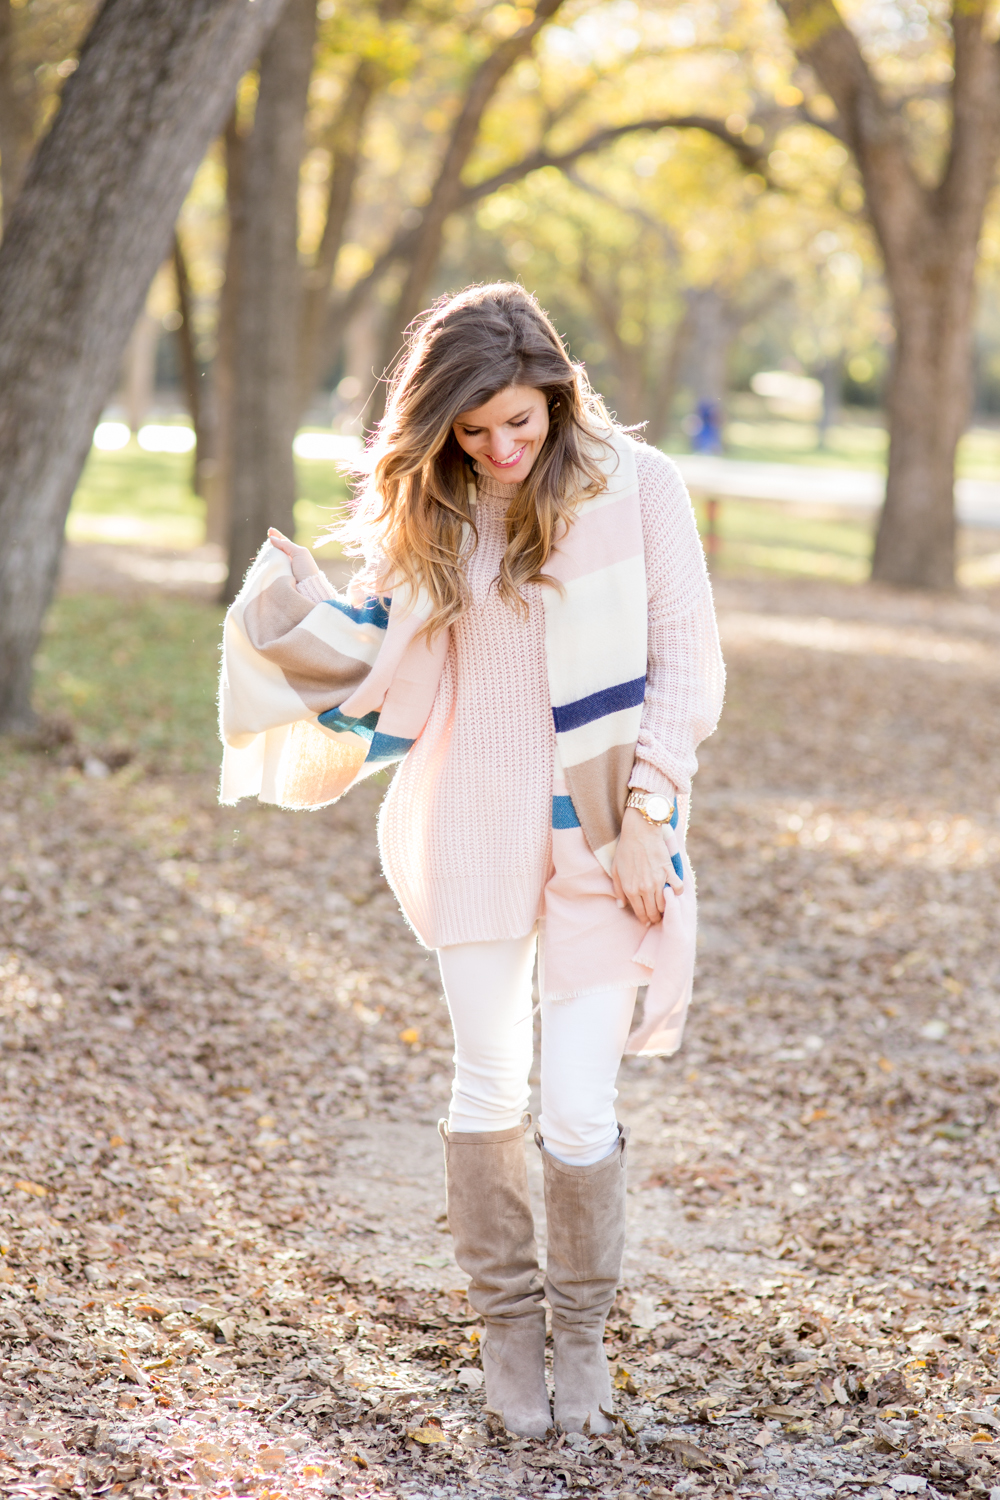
[611,809,683,923]
[267,527,295,556]
[624,880,662,925]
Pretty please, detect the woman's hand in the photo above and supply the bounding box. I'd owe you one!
[611,806,683,925]
[268,527,320,582]
[267,527,331,603]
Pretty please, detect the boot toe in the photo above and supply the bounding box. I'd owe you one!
[502,1405,553,1439]
[552,1326,614,1436]
[556,1404,615,1435]
[482,1317,551,1439]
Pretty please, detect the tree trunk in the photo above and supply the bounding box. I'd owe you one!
[645,304,692,447]
[577,260,645,426]
[122,308,158,434]
[204,111,246,549]
[172,231,209,497]
[817,355,842,448]
[686,286,734,407]
[225,0,317,602]
[778,0,1000,589]
[0,0,287,732]
[0,0,34,231]
[296,58,379,413]
[872,263,974,589]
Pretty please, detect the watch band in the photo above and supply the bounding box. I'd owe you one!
[625,789,676,826]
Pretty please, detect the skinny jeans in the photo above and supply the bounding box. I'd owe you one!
[437,933,637,1166]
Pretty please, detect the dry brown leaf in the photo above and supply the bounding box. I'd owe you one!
[13,1179,47,1197]
[408,1426,446,1445]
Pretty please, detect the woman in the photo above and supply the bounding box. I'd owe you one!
[230,283,724,1438]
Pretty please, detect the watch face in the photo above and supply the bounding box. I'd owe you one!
[645,795,670,823]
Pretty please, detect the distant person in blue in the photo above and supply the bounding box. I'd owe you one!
[691,399,723,454]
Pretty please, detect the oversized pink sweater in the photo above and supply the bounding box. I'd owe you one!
[377,443,724,949]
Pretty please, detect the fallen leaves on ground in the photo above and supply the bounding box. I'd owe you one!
[1,573,999,1498]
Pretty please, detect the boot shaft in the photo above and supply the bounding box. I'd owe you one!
[537,1126,629,1326]
[439,1117,544,1321]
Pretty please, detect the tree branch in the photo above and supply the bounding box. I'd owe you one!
[382,0,567,364]
[457,113,766,208]
[937,0,1000,228]
[320,108,770,385]
[777,0,930,266]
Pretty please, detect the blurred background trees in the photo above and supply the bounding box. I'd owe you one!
[1,0,1000,727]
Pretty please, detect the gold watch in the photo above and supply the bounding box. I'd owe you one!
[625,789,675,826]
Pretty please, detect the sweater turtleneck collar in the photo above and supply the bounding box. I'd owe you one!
[472,460,521,504]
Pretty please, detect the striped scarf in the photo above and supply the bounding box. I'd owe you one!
[219,429,696,1056]
[220,428,647,877]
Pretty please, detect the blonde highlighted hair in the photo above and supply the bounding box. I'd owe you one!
[339,282,614,636]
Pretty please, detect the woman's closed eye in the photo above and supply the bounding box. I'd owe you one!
[460,414,531,436]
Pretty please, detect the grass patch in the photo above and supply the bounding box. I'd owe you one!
[32,593,225,773]
[69,446,206,548]
[68,440,350,550]
[695,497,873,582]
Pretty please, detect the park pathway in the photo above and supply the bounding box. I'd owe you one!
[1,569,999,1499]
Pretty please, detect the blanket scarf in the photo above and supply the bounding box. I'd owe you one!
[218,430,697,1055]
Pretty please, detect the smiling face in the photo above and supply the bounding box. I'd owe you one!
[452,385,550,485]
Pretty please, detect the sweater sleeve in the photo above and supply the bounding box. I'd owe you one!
[628,443,725,798]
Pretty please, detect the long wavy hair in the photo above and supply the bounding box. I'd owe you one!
[339,282,615,636]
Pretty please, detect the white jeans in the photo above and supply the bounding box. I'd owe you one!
[437,933,637,1166]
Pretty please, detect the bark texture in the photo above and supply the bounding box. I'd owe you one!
[205,111,247,549]
[0,0,287,730]
[780,0,1000,590]
[296,55,377,412]
[225,0,317,601]
[173,232,208,497]
[0,0,34,229]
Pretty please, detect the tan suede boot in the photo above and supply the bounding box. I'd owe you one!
[439,1118,552,1438]
[536,1125,629,1434]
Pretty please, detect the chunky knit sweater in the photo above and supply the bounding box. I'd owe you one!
[377,443,724,950]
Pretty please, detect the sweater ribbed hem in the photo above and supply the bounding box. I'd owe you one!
[628,760,681,797]
[386,871,546,951]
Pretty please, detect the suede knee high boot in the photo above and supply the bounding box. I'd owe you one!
[439,1118,552,1438]
[536,1125,629,1435]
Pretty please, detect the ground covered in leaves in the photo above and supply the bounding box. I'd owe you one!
[1,562,999,1500]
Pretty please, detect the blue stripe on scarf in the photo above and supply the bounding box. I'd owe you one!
[552,794,581,829]
[551,675,646,734]
[318,706,381,741]
[365,731,414,764]
[323,595,390,631]
[671,852,684,880]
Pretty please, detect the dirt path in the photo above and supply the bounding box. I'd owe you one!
[1,566,999,1500]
